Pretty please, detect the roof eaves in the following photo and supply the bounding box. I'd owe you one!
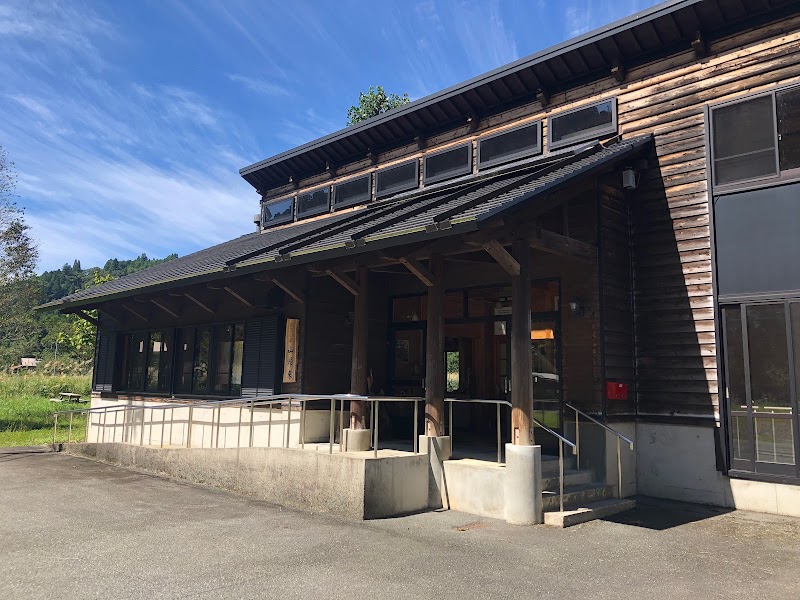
[238,0,695,178]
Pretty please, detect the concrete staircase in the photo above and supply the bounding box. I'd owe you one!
[540,455,635,528]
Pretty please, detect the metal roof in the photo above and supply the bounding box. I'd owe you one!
[239,0,795,193]
[40,135,652,312]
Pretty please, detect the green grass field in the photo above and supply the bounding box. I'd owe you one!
[0,374,91,447]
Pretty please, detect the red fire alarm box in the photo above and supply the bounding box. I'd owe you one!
[606,381,629,401]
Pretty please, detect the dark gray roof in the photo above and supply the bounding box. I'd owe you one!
[240,0,795,193]
[40,135,652,311]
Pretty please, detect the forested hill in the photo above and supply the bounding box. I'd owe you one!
[40,253,177,303]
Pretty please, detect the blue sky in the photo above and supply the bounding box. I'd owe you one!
[0,0,659,272]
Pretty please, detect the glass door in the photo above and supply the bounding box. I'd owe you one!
[722,301,799,477]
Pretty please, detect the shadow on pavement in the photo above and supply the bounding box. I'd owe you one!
[601,495,733,530]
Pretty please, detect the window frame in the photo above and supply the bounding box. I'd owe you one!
[333,174,372,209]
[548,97,618,151]
[295,185,331,220]
[708,83,800,194]
[375,159,419,199]
[478,121,542,171]
[423,142,473,185]
[261,195,295,228]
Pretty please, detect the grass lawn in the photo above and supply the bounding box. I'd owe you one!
[0,374,91,447]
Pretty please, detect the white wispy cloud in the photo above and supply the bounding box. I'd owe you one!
[226,74,290,98]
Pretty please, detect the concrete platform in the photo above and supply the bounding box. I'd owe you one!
[544,498,637,528]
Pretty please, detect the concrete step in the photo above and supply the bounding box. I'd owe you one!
[542,469,594,492]
[541,482,614,512]
[543,498,636,528]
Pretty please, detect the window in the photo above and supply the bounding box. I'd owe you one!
[710,85,800,189]
[711,95,777,187]
[478,122,542,170]
[145,330,173,393]
[296,186,330,219]
[175,327,195,394]
[424,143,472,184]
[262,196,294,228]
[549,98,617,150]
[722,301,799,478]
[127,332,147,391]
[376,159,419,198]
[334,174,371,209]
[192,327,211,395]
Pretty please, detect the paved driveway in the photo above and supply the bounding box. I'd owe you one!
[1,446,798,600]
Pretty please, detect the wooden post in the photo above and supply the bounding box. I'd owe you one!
[425,254,445,437]
[511,238,534,446]
[350,266,369,428]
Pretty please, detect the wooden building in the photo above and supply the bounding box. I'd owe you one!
[43,0,800,520]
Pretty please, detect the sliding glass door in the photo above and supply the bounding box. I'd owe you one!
[722,301,800,478]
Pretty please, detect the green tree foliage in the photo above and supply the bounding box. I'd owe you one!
[57,271,114,362]
[346,86,410,125]
[0,147,40,368]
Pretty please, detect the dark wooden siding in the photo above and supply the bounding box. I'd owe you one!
[241,316,279,397]
[598,183,636,416]
[92,331,117,393]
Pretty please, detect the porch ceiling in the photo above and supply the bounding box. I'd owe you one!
[37,135,651,313]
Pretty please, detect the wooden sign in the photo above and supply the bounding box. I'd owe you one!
[283,318,299,383]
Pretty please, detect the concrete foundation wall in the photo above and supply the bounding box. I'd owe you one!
[636,422,800,517]
[443,460,505,520]
[88,397,336,449]
[67,442,428,520]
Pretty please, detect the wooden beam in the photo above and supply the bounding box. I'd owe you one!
[326,269,361,296]
[529,228,597,262]
[224,286,255,308]
[97,306,121,323]
[151,299,180,319]
[184,293,215,314]
[511,238,533,446]
[398,256,437,288]
[350,266,369,429]
[122,303,148,322]
[424,254,445,437]
[481,240,520,276]
[271,277,306,304]
[70,310,98,326]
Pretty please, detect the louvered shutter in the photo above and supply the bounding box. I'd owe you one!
[93,332,117,392]
[241,316,278,397]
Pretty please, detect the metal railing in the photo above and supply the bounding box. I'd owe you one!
[566,403,634,498]
[52,394,427,458]
[445,397,575,511]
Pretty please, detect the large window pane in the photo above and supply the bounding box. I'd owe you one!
[724,306,752,462]
[146,331,162,393]
[192,327,211,395]
[755,417,795,465]
[747,304,791,411]
[175,328,194,394]
[777,87,800,172]
[231,324,245,397]
[334,175,370,208]
[157,330,173,393]
[424,143,472,184]
[376,160,418,198]
[712,95,777,186]
[550,99,616,148]
[212,324,234,395]
[478,122,541,170]
[128,332,147,392]
[262,196,294,227]
[296,187,329,219]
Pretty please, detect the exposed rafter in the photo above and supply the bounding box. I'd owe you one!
[151,299,180,319]
[122,303,148,322]
[185,293,215,314]
[398,256,438,288]
[477,240,520,276]
[224,286,256,308]
[326,269,361,296]
[271,277,306,304]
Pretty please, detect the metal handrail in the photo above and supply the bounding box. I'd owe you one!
[531,415,575,513]
[445,397,510,464]
[565,402,634,499]
[565,403,634,448]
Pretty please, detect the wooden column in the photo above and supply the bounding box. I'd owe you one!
[511,238,534,446]
[350,266,368,429]
[425,254,445,437]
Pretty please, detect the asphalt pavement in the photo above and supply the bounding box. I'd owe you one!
[1,446,798,599]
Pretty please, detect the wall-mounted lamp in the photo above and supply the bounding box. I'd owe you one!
[568,298,585,317]
[622,168,639,190]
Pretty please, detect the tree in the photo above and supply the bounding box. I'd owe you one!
[57,271,114,362]
[346,86,410,125]
[0,146,40,367]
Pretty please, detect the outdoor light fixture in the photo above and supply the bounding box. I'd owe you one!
[569,298,585,317]
[622,167,638,190]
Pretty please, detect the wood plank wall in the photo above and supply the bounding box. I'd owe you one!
[262,13,800,421]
